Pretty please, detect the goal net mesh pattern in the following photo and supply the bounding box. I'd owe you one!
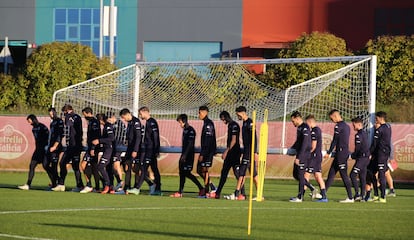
[52,57,373,151]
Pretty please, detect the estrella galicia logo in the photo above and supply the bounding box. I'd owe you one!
[393,134,414,171]
[0,125,29,159]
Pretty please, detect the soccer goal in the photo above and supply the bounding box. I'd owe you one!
[52,55,376,153]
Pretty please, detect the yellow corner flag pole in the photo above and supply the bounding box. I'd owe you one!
[247,110,256,236]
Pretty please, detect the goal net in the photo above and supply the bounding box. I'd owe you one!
[52,56,376,153]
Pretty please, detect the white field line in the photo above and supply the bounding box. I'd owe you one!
[0,206,413,215]
[0,233,57,240]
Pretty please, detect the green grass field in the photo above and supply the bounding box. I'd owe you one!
[0,172,413,240]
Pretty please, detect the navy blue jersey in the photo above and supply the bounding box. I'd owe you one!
[227,121,240,148]
[49,117,64,148]
[99,122,114,149]
[327,121,350,155]
[32,122,49,150]
[200,117,217,157]
[86,117,101,148]
[351,129,370,159]
[126,116,142,153]
[242,118,257,158]
[112,119,127,152]
[181,125,196,160]
[142,117,160,155]
[311,126,322,158]
[64,112,83,147]
[291,122,311,161]
[371,123,392,157]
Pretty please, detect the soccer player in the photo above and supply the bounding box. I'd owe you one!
[349,117,370,201]
[134,106,160,195]
[370,111,392,203]
[107,113,127,192]
[170,114,204,198]
[80,107,101,193]
[53,104,84,192]
[92,114,114,194]
[289,111,312,202]
[324,109,354,203]
[119,108,143,194]
[43,108,64,189]
[18,115,49,190]
[197,105,217,197]
[305,115,328,202]
[210,111,241,199]
[232,106,257,200]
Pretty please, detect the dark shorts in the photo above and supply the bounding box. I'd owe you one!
[112,151,124,162]
[352,157,369,172]
[376,154,389,172]
[307,153,322,173]
[367,156,378,172]
[32,149,46,164]
[98,147,113,162]
[198,153,214,168]
[179,161,194,171]
[239,158,258,177]
[335,151,349,164]
[83,150,98,163]
[61,147,81,164]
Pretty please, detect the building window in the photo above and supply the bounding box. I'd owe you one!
[53,8,116,58]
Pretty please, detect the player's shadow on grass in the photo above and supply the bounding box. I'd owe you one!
[41,223,240,240]
[0,183,49,191]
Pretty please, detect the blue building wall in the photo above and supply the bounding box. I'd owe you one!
[35,0,137,67]
[137,0,243,62]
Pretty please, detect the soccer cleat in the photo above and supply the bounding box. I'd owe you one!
[198,188,206,197]
[252,197,265,201]
[289,197,303,203]
[101,186,110,194]
[224,193,236,200]
[372,196,379,201]
[237,194,246,201]
[80,186,93,194]
[18,184,29,190]
[311,189,322,199]
[354,195,362,202]
[71,187,83,192]
[114,181,124,192]
[149,184,156,195]
[377,198,387,203]
[387,190,396,197]
[52,185,65,192]
[339,198,354,203]
[127,188,140,195]
[169,192,183,198]
[316,198,328,202]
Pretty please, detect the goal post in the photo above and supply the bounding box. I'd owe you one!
[52,55,376,154]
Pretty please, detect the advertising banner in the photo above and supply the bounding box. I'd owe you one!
[0,116,413,182]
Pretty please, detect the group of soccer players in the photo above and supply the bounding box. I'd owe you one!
[17,105,395,202]
[18,104,258,200]
[18,105,163,195]
[171,106,257,200]
[289,109,394,203]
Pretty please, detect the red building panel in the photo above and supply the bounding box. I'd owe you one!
[242,0,414,58]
